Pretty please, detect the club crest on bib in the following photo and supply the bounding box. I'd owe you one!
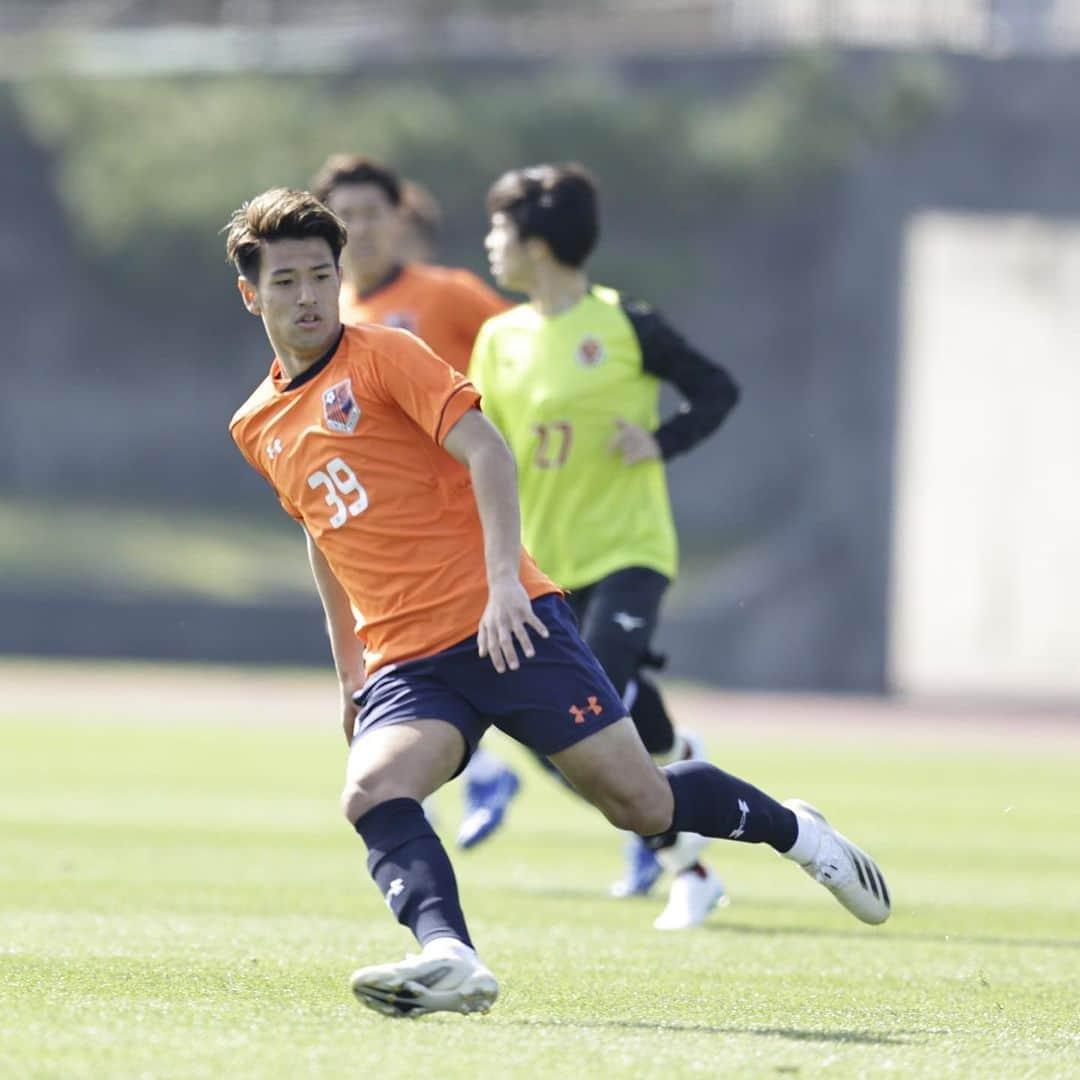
[381,311,418,334]
[575,335,605,368]
[322,378,361,434]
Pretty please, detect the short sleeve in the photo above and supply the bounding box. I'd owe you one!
[230,414,305,522]
[373,329,481,445]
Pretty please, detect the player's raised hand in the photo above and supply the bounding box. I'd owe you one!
[608,417,661,465]
[477,580,549,674]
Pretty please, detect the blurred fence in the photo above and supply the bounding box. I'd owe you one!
[2,1,1080,75]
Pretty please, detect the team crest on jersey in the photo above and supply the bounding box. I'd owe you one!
[322,378,361,434]
[575,335,605,368]
[381,311,418,334]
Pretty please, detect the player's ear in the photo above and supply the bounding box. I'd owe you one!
[524,235,550,262]
[237,276,261,315]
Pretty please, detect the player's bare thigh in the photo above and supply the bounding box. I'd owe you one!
[341,719,466,823]
[550,716,674,837]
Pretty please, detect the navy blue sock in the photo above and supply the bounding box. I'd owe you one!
[353,797,473,948]
[662,760,798,853]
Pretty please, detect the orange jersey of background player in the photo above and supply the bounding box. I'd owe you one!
[339,263,509,374]
[230,323,555,674]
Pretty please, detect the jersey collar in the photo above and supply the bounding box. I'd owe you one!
[270,324,346,393]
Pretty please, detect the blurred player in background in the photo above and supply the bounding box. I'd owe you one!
[311,154,524,846]
[471,163,741,930]
[223,187,891,1017]
[311,155,507,375]
[397,178,442,265]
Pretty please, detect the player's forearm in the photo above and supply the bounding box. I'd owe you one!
[468,439,525,586]
[325,613,366,693]
[653,365,740,460]
[627,302,741,459]
[305,532,366,691]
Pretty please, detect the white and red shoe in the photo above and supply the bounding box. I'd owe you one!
[653,865,729,930]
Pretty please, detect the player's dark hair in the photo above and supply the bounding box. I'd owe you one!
[310,154,402,207]
[223,188,347,281]
[485,163,598,268]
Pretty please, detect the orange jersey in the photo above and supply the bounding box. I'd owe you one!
[339,263,509,374]
[229,324,555,675]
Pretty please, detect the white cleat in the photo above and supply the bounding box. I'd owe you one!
[653,866,729,930]
[656,830,711,876]
[350,938,498,1018]
[783,799,891,925]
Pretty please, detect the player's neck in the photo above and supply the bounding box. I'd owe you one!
[271,325,344,381]
[529,266,588,319]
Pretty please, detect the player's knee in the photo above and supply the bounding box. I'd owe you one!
[340,780,369,823]
[340,775,401,824]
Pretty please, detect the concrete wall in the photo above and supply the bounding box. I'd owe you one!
[891,211,1080,698]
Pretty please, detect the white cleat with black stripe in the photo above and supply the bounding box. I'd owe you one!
[350,939,499,1018]
[783,799,891,925]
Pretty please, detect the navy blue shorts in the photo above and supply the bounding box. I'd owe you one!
[352,594,627,773]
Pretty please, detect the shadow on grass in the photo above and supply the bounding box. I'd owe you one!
[700,919,1080,951]
[504,888,1080,951]
[500,1017,915,1045]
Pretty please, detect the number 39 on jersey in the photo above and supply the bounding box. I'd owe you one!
[307,457,369,528]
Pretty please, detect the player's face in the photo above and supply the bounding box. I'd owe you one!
[325,183,402,279]
[238,237,342,361]
[485,212,532,292]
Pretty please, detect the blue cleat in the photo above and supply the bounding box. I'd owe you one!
[456,766,521,850]
[609,835,663,898]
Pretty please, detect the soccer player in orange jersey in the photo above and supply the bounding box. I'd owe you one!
[224,188,891,1019]
[313,156,523,846]
[311,155,508,375]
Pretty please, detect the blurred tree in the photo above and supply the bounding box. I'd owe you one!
[12,53,952,329]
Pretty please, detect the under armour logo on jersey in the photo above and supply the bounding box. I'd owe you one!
[569,696,604,724]
[728,799,750,839]
[612,611,646,632]
[266,437,284,461]
[385,877,405,908]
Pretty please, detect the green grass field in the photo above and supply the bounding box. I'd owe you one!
[2,662,1078,1079]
